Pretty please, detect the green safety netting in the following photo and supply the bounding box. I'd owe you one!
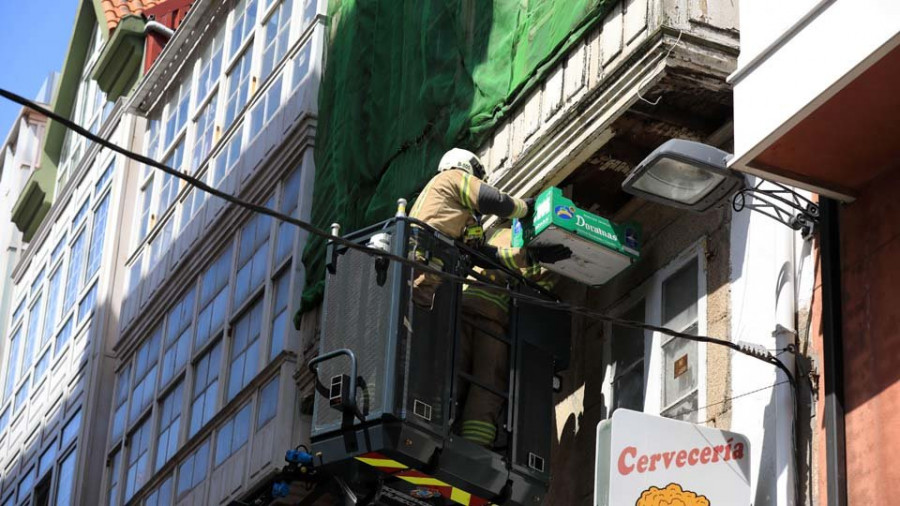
[299,0,614,320]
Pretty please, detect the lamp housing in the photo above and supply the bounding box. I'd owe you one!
[622,139,745,212]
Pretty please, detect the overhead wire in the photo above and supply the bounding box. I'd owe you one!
[0,87,795,388]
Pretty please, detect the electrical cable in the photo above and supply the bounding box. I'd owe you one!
[0,87,796,388]
[691,379,791,421]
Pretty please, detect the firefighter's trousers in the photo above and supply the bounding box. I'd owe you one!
[411,250,446,309]
[458,312,508,446]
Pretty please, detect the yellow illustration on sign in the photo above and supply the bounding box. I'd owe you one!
[636,483,710,506]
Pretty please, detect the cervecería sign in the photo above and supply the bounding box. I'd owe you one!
[595,409,751,506]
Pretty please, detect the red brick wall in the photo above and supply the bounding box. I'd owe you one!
[827,165,900,504]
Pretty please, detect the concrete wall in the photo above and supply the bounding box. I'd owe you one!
[729,180,816,506]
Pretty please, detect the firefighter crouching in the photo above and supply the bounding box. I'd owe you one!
[408,148,534,309]
[458,228,569,446]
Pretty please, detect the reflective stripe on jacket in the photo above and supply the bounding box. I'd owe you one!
[462,229,558,325]
[410,169,528,240]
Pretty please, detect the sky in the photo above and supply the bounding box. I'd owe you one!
[0,0,79,139]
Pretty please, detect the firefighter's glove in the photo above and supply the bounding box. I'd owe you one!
[523,197,536,218]
[528,244,572,264]
[471,244,501,269]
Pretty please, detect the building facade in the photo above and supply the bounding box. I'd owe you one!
[0,2,134,504]
[2,0,884,504]
[730,1,900,504]
[104,0,324,503]
[294,0,815,504]
[466,1,814,503]
[0,79,53,379]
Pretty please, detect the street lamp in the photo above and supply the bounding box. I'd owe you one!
[622,139,820,236]
[621,139,743,212]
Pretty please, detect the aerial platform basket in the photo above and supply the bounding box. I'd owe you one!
[307,213,570,506]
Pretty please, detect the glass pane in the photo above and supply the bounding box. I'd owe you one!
[662,258,698,331]
[662,335,698,409]
[661,390,698,423]
[613,366,644,413]
[612,301,645,370]
[55,449,77,506]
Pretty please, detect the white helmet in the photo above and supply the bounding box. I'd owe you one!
[438,148,486,179]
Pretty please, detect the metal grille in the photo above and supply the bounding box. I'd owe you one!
[404,283,455,434]
[313,247,395,433]
[513,340,552,475]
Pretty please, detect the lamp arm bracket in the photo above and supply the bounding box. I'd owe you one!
[732,179,820,238]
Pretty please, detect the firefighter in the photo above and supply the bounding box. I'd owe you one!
[408,148,535,308]
[457,227,567,446]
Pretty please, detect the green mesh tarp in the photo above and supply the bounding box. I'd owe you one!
[299,0,613,317]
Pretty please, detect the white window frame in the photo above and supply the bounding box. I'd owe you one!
[601,240,708,422]
[259,0,293,82]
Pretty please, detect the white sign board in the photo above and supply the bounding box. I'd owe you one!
[595,409,751,506]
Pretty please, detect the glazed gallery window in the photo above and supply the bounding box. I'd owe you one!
[144,475,173,506]
[275,168,301,263]
[260,0,292,80]
[107,449,121,506]
[256,376,279,428]
[197,28,224,102]
[42,267,63,346]
[110,364,131,441]
[214,403,251,466]
[611,301,646,414]
[164,80,191,149]
[3,329,21,401]
[55,449,77,506]
[160,289,195,386]
[195,249,232,349]
[230,0,258,57]
[192,93,219,170]
[234,210,271,308]
[227,301,262,400]
[660,258,700,422]
[86,193,110,281]
[124,418,152,501]
[224,48,254,130]
[213,130,243,188]
[249,75,283,138]
[62,231,85,314]
[190,342,221,437]
[177,439,209,495]
[603,251,705,423]
[129,328,161,422]
[155,381,184,470]
[269,271,290,360]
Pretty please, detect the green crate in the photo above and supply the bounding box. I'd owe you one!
[512,187,640,285]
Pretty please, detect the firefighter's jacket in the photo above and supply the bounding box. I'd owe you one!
[409,169,529,240]
[462,229,558,326]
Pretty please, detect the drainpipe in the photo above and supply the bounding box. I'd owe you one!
[144,20,175,39]
[774,206,798,506]
[819,198,847,506]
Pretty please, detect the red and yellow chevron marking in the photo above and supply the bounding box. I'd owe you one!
[355,453,409,474]
[354,453,492,506]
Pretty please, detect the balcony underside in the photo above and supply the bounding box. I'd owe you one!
[483,24,738,236]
